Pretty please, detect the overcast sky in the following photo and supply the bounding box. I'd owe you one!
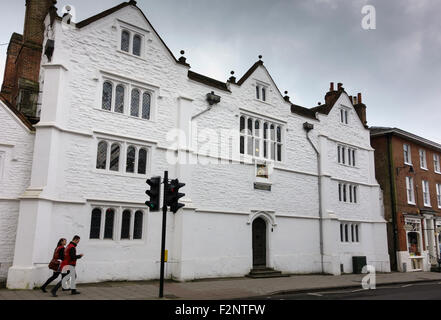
[1,0,440,143]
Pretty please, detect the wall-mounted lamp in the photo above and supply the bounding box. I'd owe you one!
[206,91,221,106]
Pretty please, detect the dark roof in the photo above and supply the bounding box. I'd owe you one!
[370,127,441,152]
[72,1,179,64]
[75,2,133,28]
[187,71,230,92]
[0,94,35,132]
[236,61,263,86]
[291,104,318,120]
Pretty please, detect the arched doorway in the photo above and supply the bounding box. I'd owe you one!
[252,217,267,268]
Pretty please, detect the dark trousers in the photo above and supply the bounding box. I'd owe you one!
[41,272,61,289]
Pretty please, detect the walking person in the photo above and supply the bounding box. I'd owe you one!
[51,235,84,297]
[40,238,66,293]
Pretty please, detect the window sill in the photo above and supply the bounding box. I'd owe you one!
[338,163,358,169]
[407,202,416,206]
[117,49,147,62]
[94,168,149,179]
[404,162,413,166]
[253,98,272,106]
[435,171,441,175]
[420,167,428,171]
[96,107,155,123]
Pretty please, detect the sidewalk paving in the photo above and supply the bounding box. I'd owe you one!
[1,272,441,300]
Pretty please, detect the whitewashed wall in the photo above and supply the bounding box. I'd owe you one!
[6,4,389,288]
[0,101,34,281]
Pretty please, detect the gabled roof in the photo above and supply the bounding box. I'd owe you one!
[370,127,441,152]
[236,60,263,86]
[0,94,35,132]
[60,1,180,65]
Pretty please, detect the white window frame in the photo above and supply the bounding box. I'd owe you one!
[117,21,148,60]
[405,217,423,258]
[434,154,441,174]
[0,151,5,180]
[406,176,415,205]
[338,182,358,204]
[338,145,356,167]
[240,114,284,163]
[255,81,269,103]
[436,183,441,209]
[340,108,349,124]
[89,205,146,242]
[95,137,151,177]
[422,180,431,207]
[99,74,157,122]
[403,144,412,165]
[419,149,427,170]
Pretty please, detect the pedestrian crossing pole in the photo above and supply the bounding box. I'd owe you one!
[159,170,168,298]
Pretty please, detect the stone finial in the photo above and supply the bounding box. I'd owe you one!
[228,71,236,84]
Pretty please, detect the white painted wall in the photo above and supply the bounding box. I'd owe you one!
[5,4,389,288]
[0,101,34,281]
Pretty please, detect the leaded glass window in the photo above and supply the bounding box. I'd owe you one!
[131,89,140,117]
[138,148,147,175]
[142,92,151,119]
[133,35,141,56]
[115,85,125,114]
[96,141,108,170]
[102,82,112,111]
[121,210,131,239]
[90,208,102,239]
[110,143,120,172]
[126,146,136,173]
[134,211,143,239]
[121,30,130,52]
[104,208,115,239]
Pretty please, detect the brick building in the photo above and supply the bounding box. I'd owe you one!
[1,0,57,124]
[371,127,441,272]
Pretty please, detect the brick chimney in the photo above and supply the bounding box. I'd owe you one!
[324,82,339,106]
[353,92,368,127]
[1,0,57,123]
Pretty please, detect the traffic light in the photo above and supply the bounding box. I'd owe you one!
[145,176,161,212]
[166,179,186,213]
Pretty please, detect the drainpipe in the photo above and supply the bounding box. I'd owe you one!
[303,122,324,274]
[386,134,399,271]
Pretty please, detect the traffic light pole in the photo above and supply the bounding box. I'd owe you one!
[159,170,168,298]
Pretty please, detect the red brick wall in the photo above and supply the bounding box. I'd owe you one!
[1,34,23,103]
[372,133,441,260]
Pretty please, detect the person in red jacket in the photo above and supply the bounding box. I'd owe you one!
[51,235,84,296]
[40,238,66,293]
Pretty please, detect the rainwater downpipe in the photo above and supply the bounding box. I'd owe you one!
[303,122,324,274]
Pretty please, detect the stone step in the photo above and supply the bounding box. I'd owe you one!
[247,268,289,278]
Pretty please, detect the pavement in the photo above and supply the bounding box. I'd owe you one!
[1,271,441,300]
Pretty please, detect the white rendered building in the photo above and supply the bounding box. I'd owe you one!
[1,1,390,289]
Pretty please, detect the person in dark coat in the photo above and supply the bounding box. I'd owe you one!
[51,235,84,296]
[40,238,66,293]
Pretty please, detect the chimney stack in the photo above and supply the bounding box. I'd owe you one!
[353,92,367,127]
[330,82,334,91]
